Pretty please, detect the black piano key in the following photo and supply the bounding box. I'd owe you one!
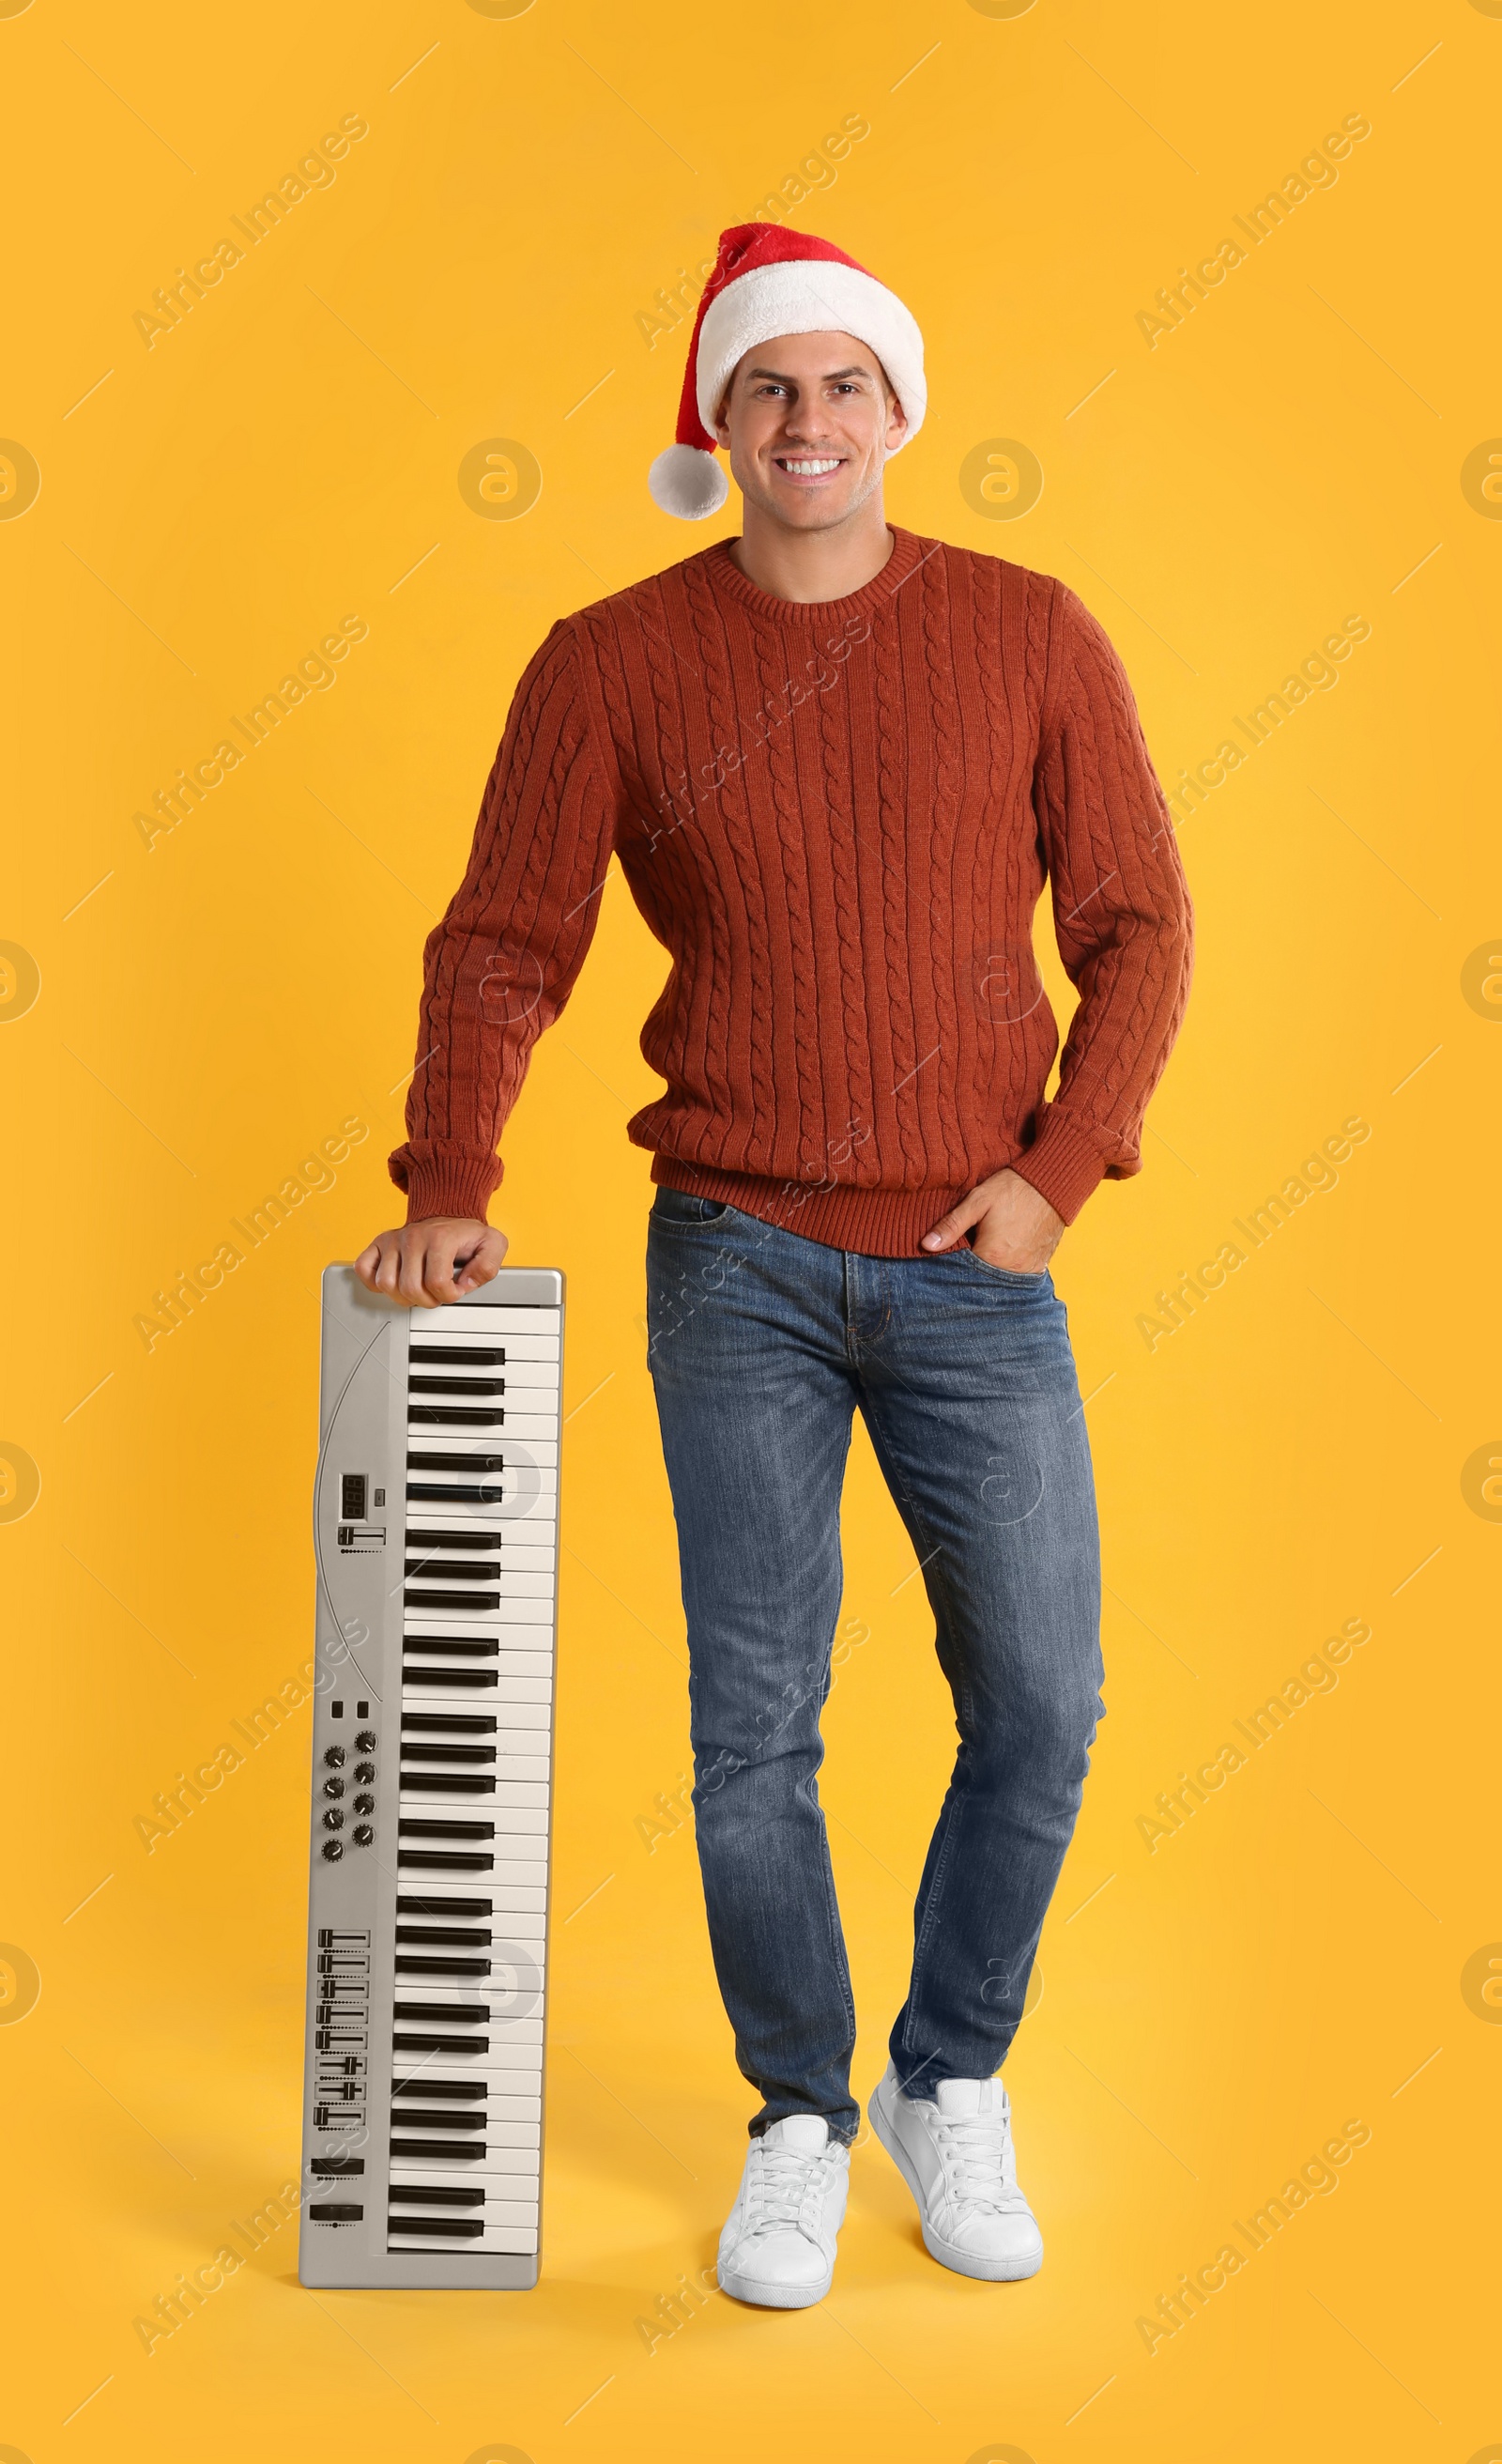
[409,1377,505,1397]
[401,1716,498,1736]
[395,1956,492,1978]
[400,1744,497,1765]
[405,1593,501,1614]
[385,2106,485,2132]
[391,2031,492,2054]
[405,1558,502,1580]
[406,1527,507,1552]
[388,2216,485,2238]
[397,1852,495,1872]
[408,1407,502,1427]
[409,1347,504,1366]
[406,1486,505,1504]
[396,1890,493,1912]
[392,2001,489,2024]
[406,1453,505,1472]
[402,1638,499,1659]
[400,1819,496,1840]
[390,2140,489,2165]
[402,1667,498,1687]
[392,2074,486,2099]
[396,1923,494,1944]
[389,2181,486,2206]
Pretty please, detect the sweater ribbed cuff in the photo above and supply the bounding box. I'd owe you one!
[1009,1107,1111,1225]
[388,1142,503,1226]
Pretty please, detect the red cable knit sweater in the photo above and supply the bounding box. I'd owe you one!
[389,525,1193,1255]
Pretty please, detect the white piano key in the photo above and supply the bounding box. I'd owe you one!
[398,1742,547,1771]
[402,1710,550,1740]
[390,2063,541,2111]
[407,1412,559,1443]
[389,2109,542,2148]
[401,1675,551,1695]
[404,1566,556,1596]
[402,1728,548,1759]
[391,1882,544,1921]
[391,2010,544,2042]
[408,1342,559,1373]
[389,2020,542,2059]
[394,1882,546,1913]
[393,1914,544,1940]
[387,2224,538,2254]
[391,2156,540,2192]
[406,1429,559,1465]
[405,1537,556,1563]
[402,1594,556,1626]
[421,1306,559,1336]
[396,1856,547,1890]
[399,1783,547,1812]
[402,1640,554,1670]
[401,1509,556,1539]
[408,1338,559,1373]
[390,2179,539,2216]
[402,1609,554,1632]
[398,1787,549,1815]
[389,2100,540,2139]
[391,1987,545,2017]
[389,2166,539,2204]
[401,1484,554,1509]
[406,1672,552,1704]
[393,1914,546,1943]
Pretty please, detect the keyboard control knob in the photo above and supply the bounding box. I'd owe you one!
[323,1747,345,1768]
[321,1839,344,1862]
[353,1762,376,1784]
[322,1808,345,1831]
[353,1794,375,1816]
[352,1825,375,1846]
[355,1731,377,1751]
[322,1777,345,1799]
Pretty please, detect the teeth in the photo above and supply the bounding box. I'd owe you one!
[780,457,841,475]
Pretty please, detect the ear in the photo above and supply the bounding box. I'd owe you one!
[711,383,733,452]
[883,385,910,452]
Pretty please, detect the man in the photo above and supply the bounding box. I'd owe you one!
[358,222,1193,2308]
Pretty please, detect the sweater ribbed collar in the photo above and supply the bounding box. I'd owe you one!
[703,522,926,626]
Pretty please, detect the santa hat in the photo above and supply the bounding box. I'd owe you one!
[648,222,927,520]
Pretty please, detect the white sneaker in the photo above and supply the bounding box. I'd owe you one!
[715,2114,851,2308]
[868,2062,1044,2281]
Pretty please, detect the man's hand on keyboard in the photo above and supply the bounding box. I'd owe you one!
[355,1217,509,1308]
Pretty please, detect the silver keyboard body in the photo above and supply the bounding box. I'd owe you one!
[298,1264,563,2289]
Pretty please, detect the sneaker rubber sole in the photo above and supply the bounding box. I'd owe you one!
[715,2254,835,2309]
[867,2077,1044,2283]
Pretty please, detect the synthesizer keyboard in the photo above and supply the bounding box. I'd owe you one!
[298,1263,563,2289]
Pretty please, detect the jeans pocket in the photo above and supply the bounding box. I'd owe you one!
[651,1188,732,1230]
[962,1246,1050,1288]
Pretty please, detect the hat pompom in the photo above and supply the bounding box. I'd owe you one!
[649,443,728,521]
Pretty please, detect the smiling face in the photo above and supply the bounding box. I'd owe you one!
[712,331,909,534]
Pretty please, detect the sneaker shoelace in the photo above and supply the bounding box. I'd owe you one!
[744,2143,836,2236]
[934,2112,1029,2211]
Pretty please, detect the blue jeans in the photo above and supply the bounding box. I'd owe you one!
[645,1189,1104,2146]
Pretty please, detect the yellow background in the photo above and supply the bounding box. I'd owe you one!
[3,1,1499,2457]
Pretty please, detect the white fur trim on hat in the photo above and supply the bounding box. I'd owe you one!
[694,259,927,449]
[648,442,730,521]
